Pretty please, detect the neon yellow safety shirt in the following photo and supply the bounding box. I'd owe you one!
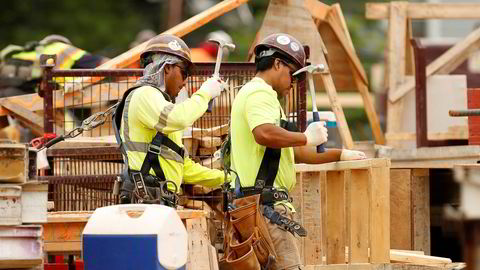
[12,42,86,70]
[230,77,296,205]
[120,85,227,193]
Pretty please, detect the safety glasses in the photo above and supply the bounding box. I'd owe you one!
[278,59,297,82]
[175,64,189,80]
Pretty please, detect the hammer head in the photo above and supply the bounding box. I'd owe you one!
[292,64,325,76]
[208,38,236,51]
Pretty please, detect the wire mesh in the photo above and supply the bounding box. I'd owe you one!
[40,62,306,211]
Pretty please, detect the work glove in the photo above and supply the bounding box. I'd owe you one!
[199,77,226,99]
[340,149,367,161]
[303,121,328,146]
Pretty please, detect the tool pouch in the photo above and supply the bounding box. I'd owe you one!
[225,246,261,270]
[222,194,276,270]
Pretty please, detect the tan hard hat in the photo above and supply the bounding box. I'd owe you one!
[254,33,306,70]
[140,34,193,71]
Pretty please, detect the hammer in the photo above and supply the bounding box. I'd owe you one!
[293,64,326,153]
[207,38,236,112]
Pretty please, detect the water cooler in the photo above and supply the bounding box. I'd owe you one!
[82,204,187,270]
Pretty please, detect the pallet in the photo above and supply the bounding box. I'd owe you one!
[292,158,391,265]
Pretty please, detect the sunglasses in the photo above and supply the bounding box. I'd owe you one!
[175,64,189,80]
[278,59,297,82]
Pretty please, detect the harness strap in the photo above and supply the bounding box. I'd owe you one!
[262,205,307,237]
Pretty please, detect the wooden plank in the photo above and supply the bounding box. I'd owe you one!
[291,171,306,264]
[198,147,217,156]
[96,0,249,70]
[369,166,390,263]
[325,5,367,85]
[47,209,207,223]
[386,2,408,135]
[301,171,324,265]
[320,3,384,144]
[308,2,367,86]
[390,169,412,250]
[412,169,430,255]
[319,71,354,149]
[0,100,43,136]
[384,145,480,161]
[314,92,376,108]
[304,0,330,21]
[0,259,43,269]
[326,170,346,264]
[0,81,133,117]
[197,136,222,148]
[191,124,229,137]
[186,217,212,270]
[366,3,480,19]
[351,63,385,145]
[296,158,390,173]
[390,250,451,264]
[405,19,415,75]
[390,26,480,103]
[348,169,370,263]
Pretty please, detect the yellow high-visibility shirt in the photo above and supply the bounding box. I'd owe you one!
[120,85,227,192]
[12,42,86,70]
[230,77,296,208]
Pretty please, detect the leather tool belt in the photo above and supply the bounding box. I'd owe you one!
[238,187,292,206]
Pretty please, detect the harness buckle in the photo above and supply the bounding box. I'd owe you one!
[148,144,162,155]
[131,172,150,203]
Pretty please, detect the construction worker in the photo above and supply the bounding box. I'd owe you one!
[114,34,229,206]
[0,34,108,97]
[228,33,366,269]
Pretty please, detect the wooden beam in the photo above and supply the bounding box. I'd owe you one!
[308,1,368,85]
[386,2,408,135]
[314,92,375,108]
[390,26,480,103]
[367,3,480,20]
[318,70,354,149]
[295,158,390,172]
[0,100,43,136]
[0,81,133,117]
[95,0,249,70]
[304,0,330,21]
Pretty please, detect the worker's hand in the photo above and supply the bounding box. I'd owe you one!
[303,121,328,146]
[340,149,367,161]
[199,77,226,99]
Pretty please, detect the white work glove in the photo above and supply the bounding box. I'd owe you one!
[199,77,225,99]
[340,149,367,161]
[303,121,328,146]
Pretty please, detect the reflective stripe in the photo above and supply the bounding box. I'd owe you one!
[154,104,174,132]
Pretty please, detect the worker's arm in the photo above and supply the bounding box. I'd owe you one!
[135,86,211,133]
[182,156,230,188]
[294,147,367,164]
[293,146,342,164]
[252,123,306,148]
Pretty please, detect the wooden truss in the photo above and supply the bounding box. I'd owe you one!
[366,2,480,140]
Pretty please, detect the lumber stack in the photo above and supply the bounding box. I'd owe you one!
[0,143,47,269]
[184,124,229,170]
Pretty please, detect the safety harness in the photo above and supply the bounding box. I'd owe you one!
[113,86,183,207]
[232,117,307,237]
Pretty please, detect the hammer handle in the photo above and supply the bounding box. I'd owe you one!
[312,111,325,153]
